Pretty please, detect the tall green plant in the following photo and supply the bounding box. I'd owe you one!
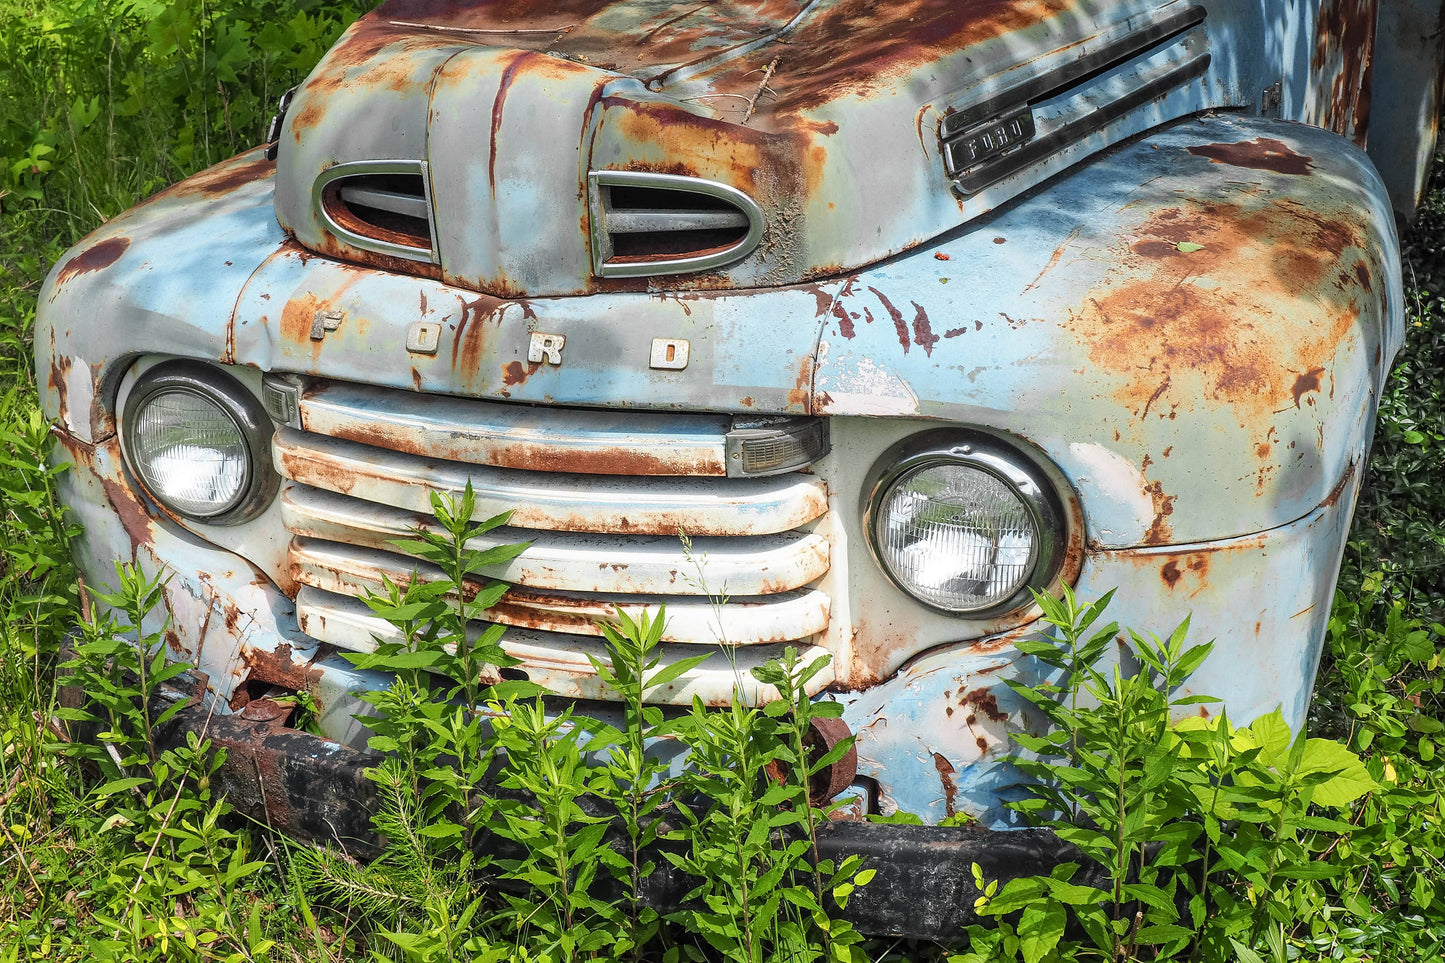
[55,563,270,961]
[586,606,706,957]
[957,589,1377,963]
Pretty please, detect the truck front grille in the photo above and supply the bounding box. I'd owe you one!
[273,379,835,704]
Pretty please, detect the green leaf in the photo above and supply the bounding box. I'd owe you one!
[1017,902,1066,963]
[1175,241,1204,252]
[1297,738,1376,807]
[94,777,149,797]
[643,653,710,693]
[1136,924,1195,943]
[1247,708,1294,766]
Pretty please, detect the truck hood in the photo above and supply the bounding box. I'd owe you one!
[274,0,1249,296]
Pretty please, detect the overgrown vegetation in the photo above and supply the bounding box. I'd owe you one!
[2,0,1444,960]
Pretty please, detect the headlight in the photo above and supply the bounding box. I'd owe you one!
[865,432,1066,616]
[121,361,277,524]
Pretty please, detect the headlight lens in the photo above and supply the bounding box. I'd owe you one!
[131,389,249,517]
[121,362,276,524]
[867,433,1064,615]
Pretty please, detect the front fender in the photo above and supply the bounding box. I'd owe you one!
[815,113,1402,548]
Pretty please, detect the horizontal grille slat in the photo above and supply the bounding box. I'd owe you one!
[296,586,835,706]
[299,380,734,476]
[605,208,751,234]
[273,426,829,536]
[291,539,831,645]
[281,486,830,596]
[336,184,430,221]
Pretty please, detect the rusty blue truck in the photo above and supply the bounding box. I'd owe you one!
[34,0,1445,936]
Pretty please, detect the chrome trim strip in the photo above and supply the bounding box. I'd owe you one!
[336,184,431,222]
[951,52,1212,196]
[272,427,830,537]
[298,378,736,476]
[280,485,831,596]
[290,539,832,645]
[939,3,1208,139]
[605,208,751,233]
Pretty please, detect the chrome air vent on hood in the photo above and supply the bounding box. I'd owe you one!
[587,171,765,278]
[314,160,437,264]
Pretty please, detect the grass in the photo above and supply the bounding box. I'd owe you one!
[1,1,1444,960]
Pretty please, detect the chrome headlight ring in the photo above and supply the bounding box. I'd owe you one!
[119,360,278,526]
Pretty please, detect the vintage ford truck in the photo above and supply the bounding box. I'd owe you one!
[34,0,1445,935]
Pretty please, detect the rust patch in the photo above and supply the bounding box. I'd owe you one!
[1313,0,1377,146]
[868,286,911,354]
[47,354,73,428]
[1024,226,1082,293]
[1159,554,1208,590]
[960,688,1007,723]
[166,153,275,198]
[786,351,814,412]
[502,359,543,386]
[1142,480,1175,546]
[499,441,720,476]
[56,237,130,284]
[674,0,1081,122]
[1319,462,1356,510]
[1292,367,1326,407]
[241,642,327,693]
[453,294,506,373]
[276,445,359,495]
[490,51,543,193]
[99,474,155,552]
[910,301,939,356]
[1132,239,1182,258]
[932,751,957,817]
[1187,138,1314,176]
[831,299,855,339]
[1072,198,1367,424]
[280,294,328,362]
[1353,261,1372,293]
[165,628,191,659]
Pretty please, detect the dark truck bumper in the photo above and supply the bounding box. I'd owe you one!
[151,699,1087,941]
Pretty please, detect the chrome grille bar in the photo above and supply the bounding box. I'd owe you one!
[290,536,831,645]
[296,586,835,706]
[273,426,829,537]
[281,486,830,596]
